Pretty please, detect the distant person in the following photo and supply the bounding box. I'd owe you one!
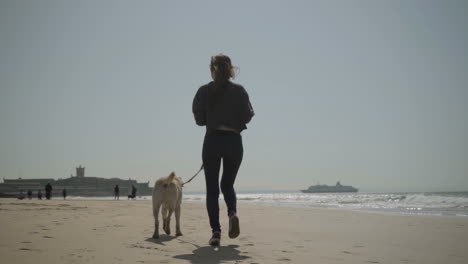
[27,190,33,200]
[18,190,25,200]
[128,185,137,199]
[192,54,254,246]
[114,184,119,200]
[62,189,67,200]
[37,189,42,200]
[45,182,52,200]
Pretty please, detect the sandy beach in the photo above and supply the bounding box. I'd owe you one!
[1,198,467,264]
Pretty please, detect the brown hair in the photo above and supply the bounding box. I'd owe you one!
[210,54,236,85]
[208,54,238,108]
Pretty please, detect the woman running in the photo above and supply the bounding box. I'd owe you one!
[192,54,254,246]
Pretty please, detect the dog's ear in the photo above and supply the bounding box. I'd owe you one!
[168,172,176,181]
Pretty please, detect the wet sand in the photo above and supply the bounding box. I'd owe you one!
[0,198,467,264]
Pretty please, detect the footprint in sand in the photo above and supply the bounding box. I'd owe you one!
[366,261,380,263]
[21,241,32,244]
[19,248,39,251]
[43,236,54,238]
[277,257,291,261]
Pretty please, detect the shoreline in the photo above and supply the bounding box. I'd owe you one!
[5,193,467,218]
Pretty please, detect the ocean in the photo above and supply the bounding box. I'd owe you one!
[182,191,468,217]
[69,191,468,217]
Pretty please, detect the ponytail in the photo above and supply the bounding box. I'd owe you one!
[208,54,237,109]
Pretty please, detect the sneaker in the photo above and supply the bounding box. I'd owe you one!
[228,213,240,239]
[209,231,221,246]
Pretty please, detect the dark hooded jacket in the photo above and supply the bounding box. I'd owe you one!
[192,81,254,132]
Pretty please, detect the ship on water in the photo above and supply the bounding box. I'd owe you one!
[0,166,153,197]
[301,181,358,193]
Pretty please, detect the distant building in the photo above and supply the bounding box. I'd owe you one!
[76,165,85,178]
[0,166,152,197]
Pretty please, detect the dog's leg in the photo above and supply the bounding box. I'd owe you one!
[164,209,173,235]
[161,204,168,232]
[152,202,161,239]
[175,203,183,236]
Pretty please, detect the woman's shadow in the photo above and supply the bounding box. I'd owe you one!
[173,244,250,264]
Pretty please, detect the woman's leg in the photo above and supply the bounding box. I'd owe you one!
[202,133,222,232]
[220,133,243,216]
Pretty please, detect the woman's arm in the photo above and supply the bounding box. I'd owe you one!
[192,86,207,126]
[239,87,254,124]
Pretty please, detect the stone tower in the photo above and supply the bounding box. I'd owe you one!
[76,166,85,178]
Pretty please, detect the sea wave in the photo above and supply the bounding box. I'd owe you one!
[183,192,468,217]
[66,192,468,217]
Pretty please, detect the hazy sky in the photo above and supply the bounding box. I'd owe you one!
[1,0,467,192]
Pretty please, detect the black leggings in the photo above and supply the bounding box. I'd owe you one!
[202,130,243,233]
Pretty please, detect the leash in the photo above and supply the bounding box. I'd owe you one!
[182,164,204,186]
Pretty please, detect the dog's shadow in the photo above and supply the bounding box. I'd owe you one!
[145,235,176,245]
[173,244,250,264]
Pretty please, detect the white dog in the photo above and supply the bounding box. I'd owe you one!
[152,172,183,239]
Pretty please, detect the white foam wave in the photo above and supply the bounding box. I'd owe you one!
[65,192,468,217]
[183,192,468,216]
